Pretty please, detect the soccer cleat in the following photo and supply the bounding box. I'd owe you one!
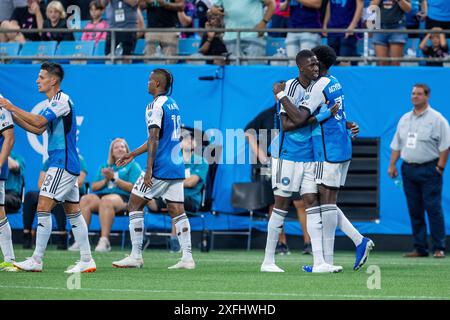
[13,257,43,272]
[64,259,97,274]
[302,263,343,273]
[95,237,111,253]
[168,259,196,270]
[68,241,80,252]
[112,255,144,268]
[0,261,19,272]
[302,243,312,255]
[353,237,375,271]
[261,263,285,273]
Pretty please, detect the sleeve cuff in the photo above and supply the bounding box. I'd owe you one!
[0,124,14,134]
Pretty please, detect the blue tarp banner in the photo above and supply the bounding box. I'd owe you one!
[1,64,449,235]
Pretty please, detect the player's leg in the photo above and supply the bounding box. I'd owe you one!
[69,193,100,251]
[292,198,311,254]
[318,185,339,266]
[95,194,127,252]
[0,181,16,271]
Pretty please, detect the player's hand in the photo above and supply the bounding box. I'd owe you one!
[330,102,340,116]
[272,82,286,95]
[116,152,134,167]
[0,98,14,111]
[388,165,398,178]
[144,169,153,188]
[349,121,359,137]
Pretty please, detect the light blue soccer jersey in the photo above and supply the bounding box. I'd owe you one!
[39,91,80,175]
[146,95,185,180]
[302,75,352,163]
[277,78,314,163]
[0,94,14,181]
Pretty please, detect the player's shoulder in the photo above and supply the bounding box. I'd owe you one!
[314,76,332,88]
[50,91,71,108]
[150,95,169,110]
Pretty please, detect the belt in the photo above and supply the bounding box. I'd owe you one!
[403,158,439,167]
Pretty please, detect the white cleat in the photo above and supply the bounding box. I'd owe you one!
[64,259,97,274]
[168,259,196,270]
[112,255,144,268]
[95,237,111,253]
[313,263,343,273]
[260,263,285,273]
[13,257,43,272]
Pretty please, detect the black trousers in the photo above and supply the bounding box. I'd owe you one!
[401,160,446,253]
[22,191,66,232]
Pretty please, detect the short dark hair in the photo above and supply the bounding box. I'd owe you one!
[312,45,337,70]
[89,0,105,10]
[41,62,64,82]
[296,49,315,66]
[153,68,174,95]
[413,83,431,96]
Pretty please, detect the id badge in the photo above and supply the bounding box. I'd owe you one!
[185,168,191,178]
[115,9,125,23]
[406,132,417,149]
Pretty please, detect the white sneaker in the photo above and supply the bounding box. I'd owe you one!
[65,259,97,274]
[112,255,144,268]
[168,259,195,270]
[260,263,285,273]
[68,242,80,252]
[14,257,43,272]
[313,263,343,273]
[95,237,111,253]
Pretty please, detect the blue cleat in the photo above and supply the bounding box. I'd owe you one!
[353,237,375,271]
[302,265,313,273]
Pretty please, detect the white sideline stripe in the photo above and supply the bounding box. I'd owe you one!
[0,285,448,300]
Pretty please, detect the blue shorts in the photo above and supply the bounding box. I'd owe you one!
[372,25,407,46]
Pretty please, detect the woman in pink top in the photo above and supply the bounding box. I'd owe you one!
[81,0,109,46]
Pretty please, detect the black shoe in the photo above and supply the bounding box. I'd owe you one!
[276,242,291,255]
[303,243,312,255]
[22,232,32,249]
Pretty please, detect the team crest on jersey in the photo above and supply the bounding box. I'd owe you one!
[281,177,290,186]
[51,102,57,107]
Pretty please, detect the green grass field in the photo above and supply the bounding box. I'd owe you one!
[1,247,449,300]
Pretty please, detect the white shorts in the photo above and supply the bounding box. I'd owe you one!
[131,173,184,203]
[315,161,350,189]
[0,181,5,206]
[40,167,80,203]
[271,158,317,197]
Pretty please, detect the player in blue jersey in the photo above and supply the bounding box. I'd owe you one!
[112,69,195,270]
[0,63,95,273]
[262,50,342,274]
[0,94,16,272]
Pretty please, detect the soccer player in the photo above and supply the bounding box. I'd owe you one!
[261,50,342,273]
[112,68,195,270]
[0,93,16,272]
[0,62,96,273]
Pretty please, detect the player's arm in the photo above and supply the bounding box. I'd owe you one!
[144,127,160,187]
[0,128,14,169]
[273,83,311,128]
[116,141,148,167]
[37,170,46,189]
[0,99,48,134]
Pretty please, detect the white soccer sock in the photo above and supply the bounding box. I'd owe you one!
[306,206,325,266]
[68,211,92,262]
[321,204,338,265]
[129,211,144,259]
[263,208,287,265]
[32,212,52,263]
[337,206,363,247]
[0,217,15,262]
[173,213,193,262]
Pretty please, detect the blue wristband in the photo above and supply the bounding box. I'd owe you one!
[315,109,332,123]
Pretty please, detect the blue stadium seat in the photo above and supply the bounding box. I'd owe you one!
[73,20,90,41]
[19,41,57,63]
[0,42,21,58]
[265,37,286,56]
[55,40,95,63]
[178,38,201,55]
[134,38,146,55]
[90,40,106,64]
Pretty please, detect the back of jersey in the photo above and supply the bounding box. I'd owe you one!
[317,75,352,163]
[146,95,185,180]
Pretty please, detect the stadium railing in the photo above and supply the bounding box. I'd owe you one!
[1,27,449,65]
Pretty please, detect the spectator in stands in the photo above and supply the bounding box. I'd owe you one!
[198,8,228,65]
[285,0,323,66]
[371,0,411,66]
[419,27,448,66]
[196,0,213,29]
[144,0,184,64]
[389,83,450,258]
[41,0,75,42]
[212,0,276,65]
[73,138,142,253]
[405,0,426,57]
[323,0,364,66]
[0,0,26,24]
[100,0,139,63]
[81,0,109,46]
[5,152,25,215]
[147,130,209,252]
[22,155,88,250]
[425,0,450,35]
[269,0,289,38]
[0,0,44,43]
[178,0,197,38]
